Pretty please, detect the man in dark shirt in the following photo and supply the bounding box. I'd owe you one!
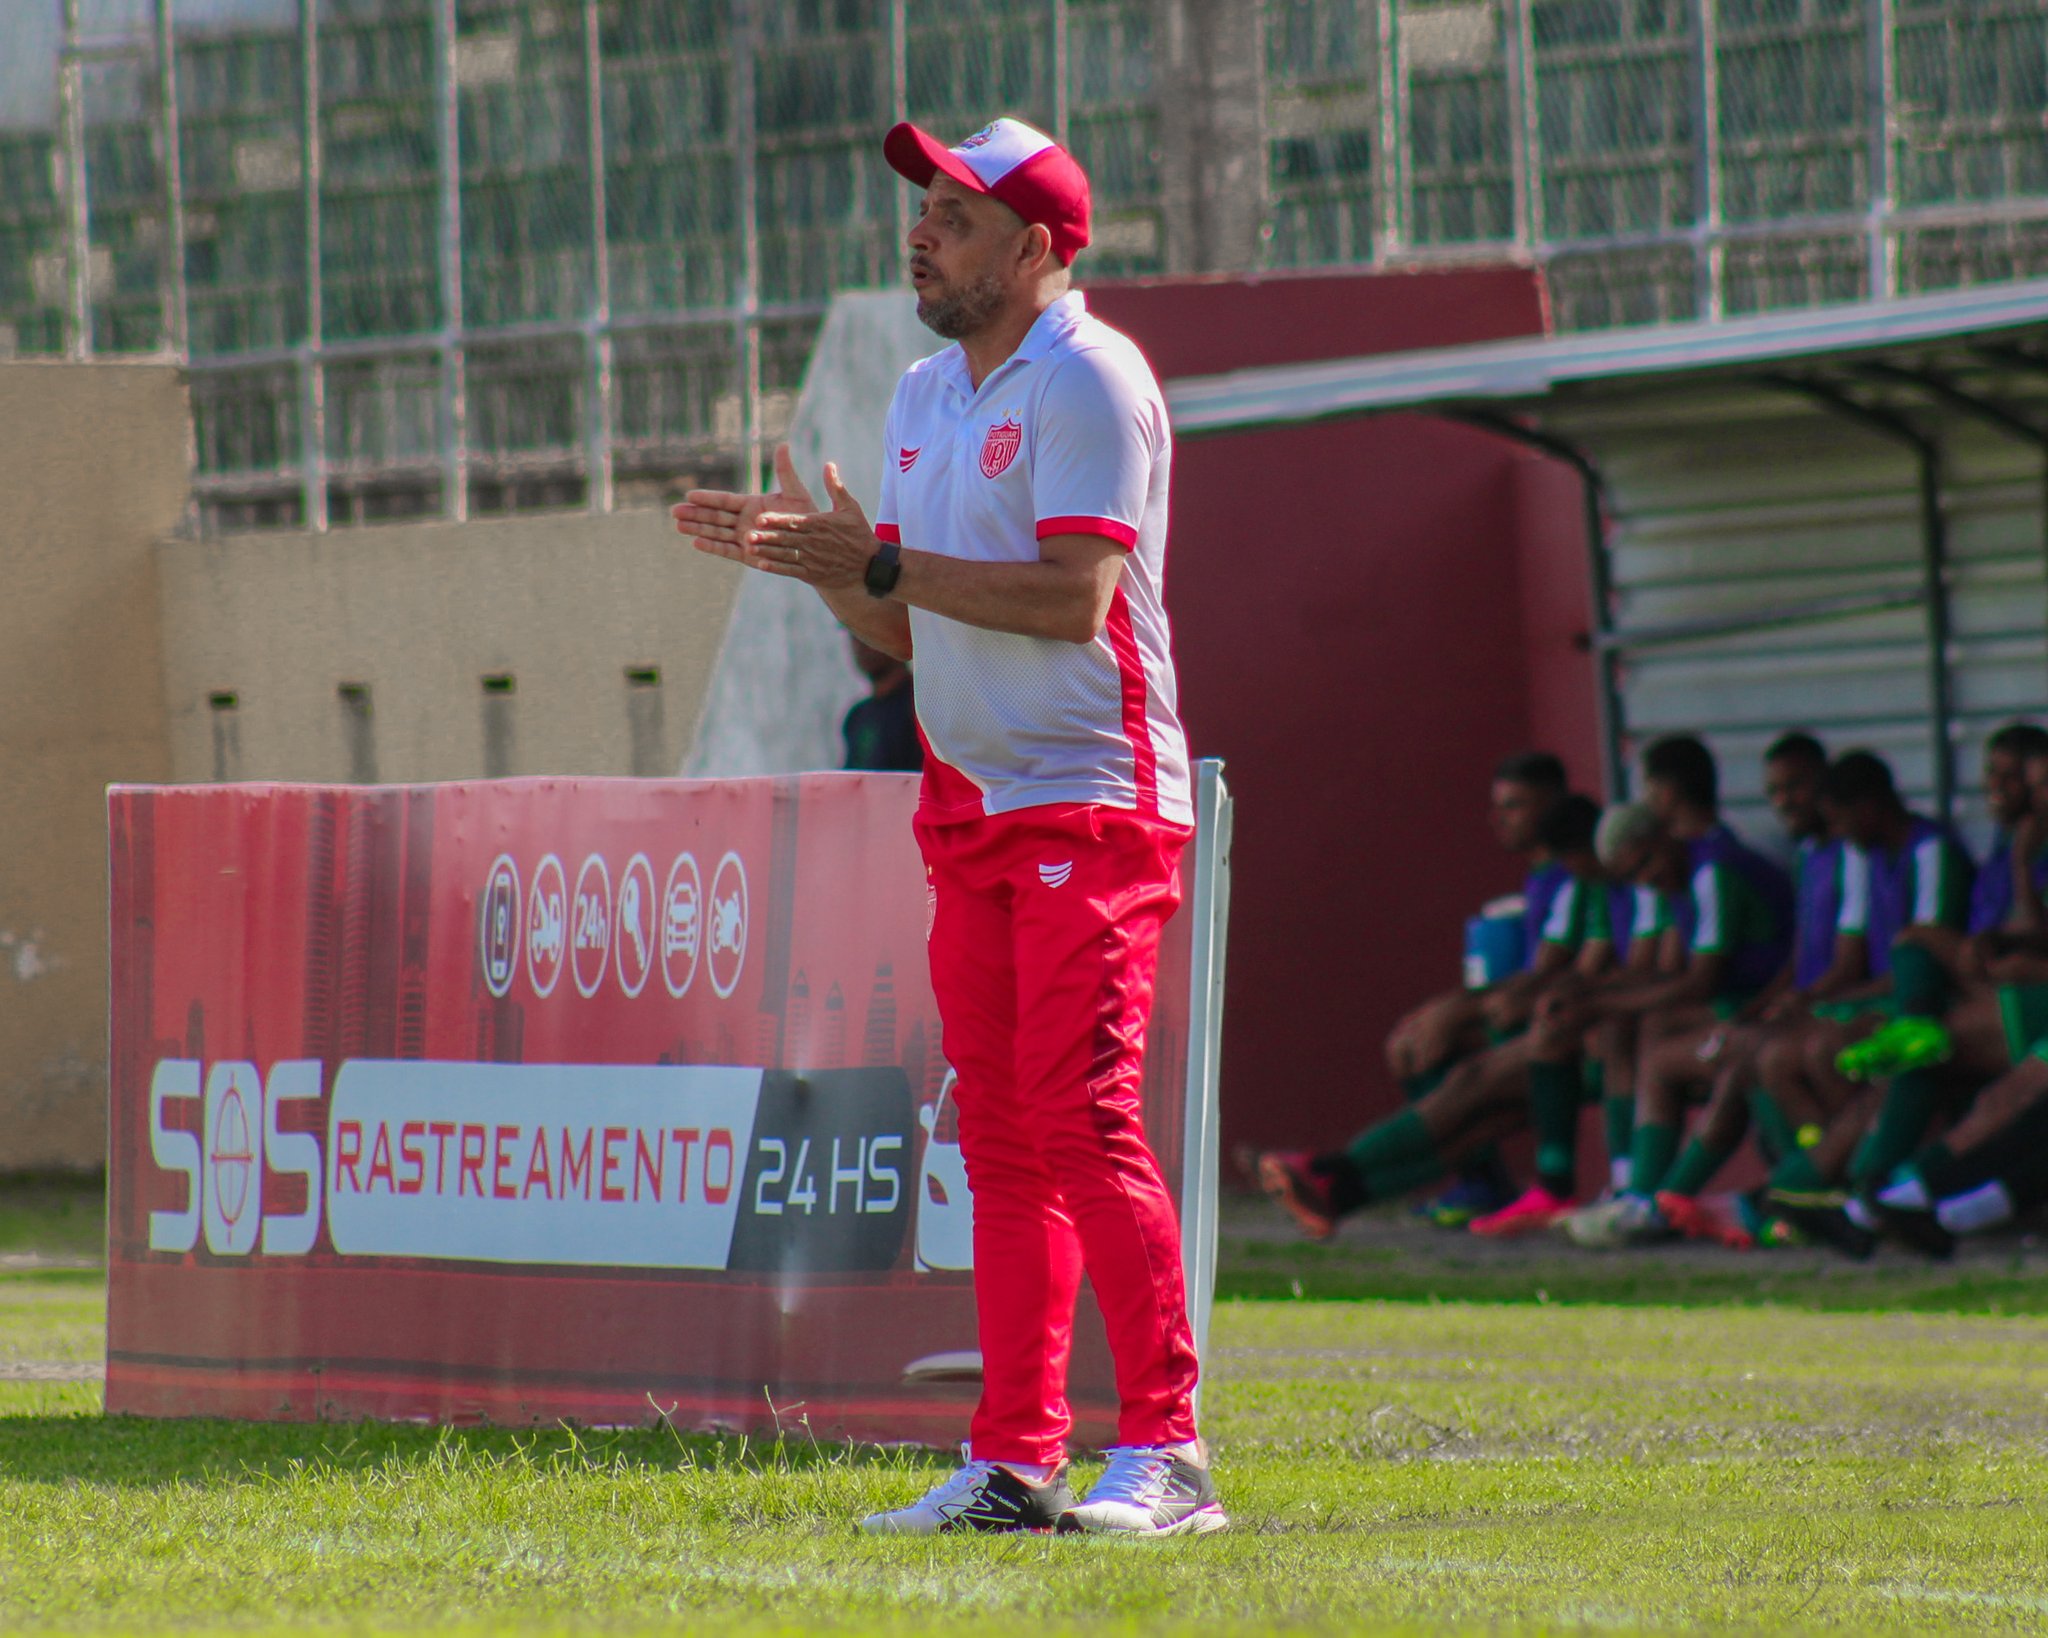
[841,634,923,772]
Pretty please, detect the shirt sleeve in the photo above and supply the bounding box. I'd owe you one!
[1910,837,1947,928]
[1836,845,1871,936]
[1540,879,1581,947]
[1691,863,1727,955]
[875,384,904,545]
[1913,837,1972,929]
[1583,886,1614,945]
[1031,351,1160,550]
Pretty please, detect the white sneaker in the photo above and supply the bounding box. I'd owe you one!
[1057,1443,1228,1537]
[858,1451,1074,1535]
[1560,1192,1668,1249]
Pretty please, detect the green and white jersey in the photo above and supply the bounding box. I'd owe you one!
[1686,826,1795,995]
[1538,877,1597,951]
[1839,815,1976,968]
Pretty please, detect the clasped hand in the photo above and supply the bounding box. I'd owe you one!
[670,442,880,593]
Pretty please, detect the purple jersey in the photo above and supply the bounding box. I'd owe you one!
[1849,816,1974,974]
[1967,829,2048,935]
[1521,860,1573,972]
[1791,836,1850,990]
[1687,824,1795,997]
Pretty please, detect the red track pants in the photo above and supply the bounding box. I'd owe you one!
[915,802,1201,1466]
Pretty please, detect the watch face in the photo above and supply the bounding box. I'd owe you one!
[865,544,902,595]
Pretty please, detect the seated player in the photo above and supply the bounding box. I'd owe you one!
[1785,737,2048,1254]
[1463,810,1676,1237]
[1838,721,2048,1082]
[1743,752,1972,1248]
[1559,738,1795,1248]
[1870,1043,2048,1256]
[1643,732,1873,1247]
[1252,794,1624,1239]
[1380,751,1572,1226]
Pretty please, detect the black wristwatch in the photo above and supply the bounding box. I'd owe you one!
[864,538,903,597]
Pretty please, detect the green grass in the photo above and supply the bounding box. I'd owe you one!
[0,1176,103,1261]
[2,1182,2047,1632]
[1219,1217,2048,1313]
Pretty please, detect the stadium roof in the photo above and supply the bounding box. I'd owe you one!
[1163,275,2048,436]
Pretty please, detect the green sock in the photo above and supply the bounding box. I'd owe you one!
[1848,1068,1939,1192]
[1629,1122,1679,1198]
[1889,942,1948,1017]
[1603,1094,1634,1170]
[1661,1136,1729,1199]
[1768,1149,1827,1192]
[1749,1089,1798,1163]
[1401,1066,1449,1102]
[1528,1062,1581,1195]
[1908,1139,1955,1184]
[1360,1149,1455,1203]
[1344,1107,1437,1178]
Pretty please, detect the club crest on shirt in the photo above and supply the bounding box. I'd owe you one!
[979,416,1022,479]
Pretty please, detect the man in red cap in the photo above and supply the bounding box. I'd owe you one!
[672,116,1223,1538]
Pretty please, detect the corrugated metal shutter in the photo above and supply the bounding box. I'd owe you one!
[1543,377,2048,859]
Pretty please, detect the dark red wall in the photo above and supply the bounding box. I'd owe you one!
[1088,267,1598,1156]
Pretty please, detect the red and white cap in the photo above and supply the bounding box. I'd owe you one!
[883,117,1092,265]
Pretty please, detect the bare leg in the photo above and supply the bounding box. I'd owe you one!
[1415,1034,1536,1147]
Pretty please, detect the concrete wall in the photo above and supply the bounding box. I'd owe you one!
[158,509,741,785]
[0,361,186,1170]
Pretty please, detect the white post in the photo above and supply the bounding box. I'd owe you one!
[59,0,92,360]
[1178,758,1233,1376]
[585,0,613,513]
[434,0,467,520]
[299,0,328,532]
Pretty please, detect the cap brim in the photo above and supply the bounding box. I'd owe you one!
[883,122,990,195]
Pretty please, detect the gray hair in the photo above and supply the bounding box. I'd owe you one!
[1594,802,1661,870]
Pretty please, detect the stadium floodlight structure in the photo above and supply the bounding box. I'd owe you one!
[2,0,2044,535]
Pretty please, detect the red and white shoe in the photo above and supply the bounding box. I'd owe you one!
[1655,1191,1755,1250]
[1254,1151,1339,1242]
[1469,1185,1574,1238]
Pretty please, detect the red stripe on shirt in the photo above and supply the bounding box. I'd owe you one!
[1104,585,1158,815]
[874,522,902,544]
[913,722,988,823]
[1036,514,1137,549]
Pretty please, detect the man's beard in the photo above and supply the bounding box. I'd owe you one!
[916,268,1007,339]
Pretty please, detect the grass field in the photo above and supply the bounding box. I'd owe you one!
[4,1185,2048,1634]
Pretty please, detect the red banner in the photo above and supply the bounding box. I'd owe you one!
[106,774,1202,1443]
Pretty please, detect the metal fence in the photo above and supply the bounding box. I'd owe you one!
[3,0,2045,533]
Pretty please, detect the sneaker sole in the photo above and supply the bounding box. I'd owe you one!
[1656,1195,1756,1251]
[1255,1157,1336,1242]
[1470,1210,1568,1238]
[858,1517,1062,1537]
[1056,1505,1230,1539]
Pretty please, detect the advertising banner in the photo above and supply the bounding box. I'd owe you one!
[106,767,1229,1443]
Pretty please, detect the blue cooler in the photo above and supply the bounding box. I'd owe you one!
[1463,896,1527,989]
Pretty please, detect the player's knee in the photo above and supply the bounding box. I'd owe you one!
[1757,1034,1802,1086]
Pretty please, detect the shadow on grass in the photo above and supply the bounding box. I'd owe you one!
[1217,1223,2048,1314]
[0,1413,941,1490]
[0,1175,104,1260]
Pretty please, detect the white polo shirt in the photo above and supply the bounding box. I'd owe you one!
[875,291,1193,828]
